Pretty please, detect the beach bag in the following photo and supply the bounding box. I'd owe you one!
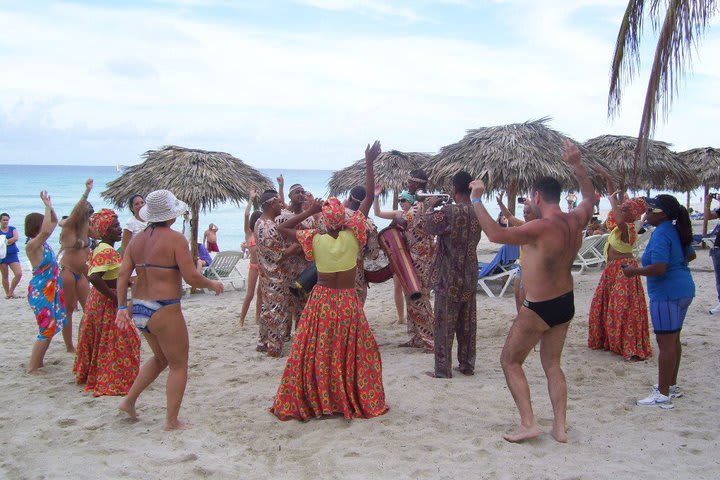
[0,236,6,260]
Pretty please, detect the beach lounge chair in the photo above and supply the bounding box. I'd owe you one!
[478,244,520,277]
[691,223,719,249]
[572,234,607,275]
[633,227,654,256]
[477,244,520,297]
[203,250,246,291]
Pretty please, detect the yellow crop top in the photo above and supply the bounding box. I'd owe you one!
[604,225,634,257]
[312,230,359,273]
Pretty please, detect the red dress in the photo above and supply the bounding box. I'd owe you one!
[73,243,140,396]
[271,207,388,420]
[588,226,652,360]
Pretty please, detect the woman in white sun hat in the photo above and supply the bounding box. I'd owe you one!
[115,189,223,431]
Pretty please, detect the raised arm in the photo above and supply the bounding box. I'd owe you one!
[26,191,58,265]
[470,180,540,245]
[562,141,594,227]
[277,175,285,205]
[277,199,322,242]
[373,185,402,220]
[244,189,256,239]
[64,179,93,230]
[496,192,524,227]
[358,140,380,217]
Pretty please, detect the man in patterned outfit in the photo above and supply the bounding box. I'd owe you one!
[276,184,315,336]
[398,169,435,351]
[423,171,481,378]
[255,190,294,357]
[343,186,380,305]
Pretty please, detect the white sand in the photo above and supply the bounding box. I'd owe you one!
[1,238,719,479]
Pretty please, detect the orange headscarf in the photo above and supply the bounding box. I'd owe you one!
[89,209,118,239]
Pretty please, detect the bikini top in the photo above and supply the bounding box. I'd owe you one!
[136,263,180,270]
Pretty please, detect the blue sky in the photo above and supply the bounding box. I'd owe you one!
[0,0,718,168]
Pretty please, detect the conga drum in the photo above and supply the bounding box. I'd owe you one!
[290,263,317,297]
[364,226,422,300]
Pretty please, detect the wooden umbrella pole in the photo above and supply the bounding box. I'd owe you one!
[703,185,710,236]
[190,204,199,267]
[392,190,399,210]
[508,185,517,216]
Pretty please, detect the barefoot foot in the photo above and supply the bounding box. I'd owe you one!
[164,420,192,431]
[550,426,568,443]
[66,347,76,354]
[119,399,138,419]
[503,424,543,443]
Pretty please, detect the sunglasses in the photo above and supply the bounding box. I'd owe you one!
[647,207,663,213]
[399,199,409,203]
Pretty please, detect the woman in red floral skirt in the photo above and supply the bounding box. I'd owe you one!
[270,141,388,421]
[588,171,652,360]
[73,209,140,396]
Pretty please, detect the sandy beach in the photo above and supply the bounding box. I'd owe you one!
[1,237,719,480]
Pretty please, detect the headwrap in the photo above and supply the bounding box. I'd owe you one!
[399,190,416,204]
[606,197,646,230]
[289,184,305,195]
[407,176,427,184]
[321,198,345,230]
[89,208,118,240]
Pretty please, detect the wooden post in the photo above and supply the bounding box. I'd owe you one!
[686,191,691,211]
[190,204,199,267]
[392,190,399,210]
[507,183,518,216]
[703,185,710,236]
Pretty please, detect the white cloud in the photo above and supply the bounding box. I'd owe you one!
[0,1,717,167]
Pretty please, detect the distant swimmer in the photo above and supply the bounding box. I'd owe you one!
[469,140,595,443]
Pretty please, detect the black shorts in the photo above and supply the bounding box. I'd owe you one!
[523,291,575,327]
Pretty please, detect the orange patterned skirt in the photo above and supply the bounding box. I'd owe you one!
[73,288,140,396]
[271,285,388,421]
[588,258,652,360]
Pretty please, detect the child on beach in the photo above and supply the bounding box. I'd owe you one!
[25,191,67,374]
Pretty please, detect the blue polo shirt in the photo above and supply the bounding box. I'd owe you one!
[641,220,695,301]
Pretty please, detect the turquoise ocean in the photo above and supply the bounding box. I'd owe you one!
[0,164,705,268]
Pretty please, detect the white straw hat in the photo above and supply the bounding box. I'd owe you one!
[139,190,188,223]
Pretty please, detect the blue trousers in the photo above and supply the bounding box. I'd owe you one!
[711,247,720,302]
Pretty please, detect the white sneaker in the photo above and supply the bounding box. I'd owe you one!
[637,387,674,409]
[710,303,720,315]
[653,384,683,398]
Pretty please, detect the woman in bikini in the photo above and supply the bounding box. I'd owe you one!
[372,185,414,324]
[59,178,94,353]
[239,189,263,327]
[115,190,223,431]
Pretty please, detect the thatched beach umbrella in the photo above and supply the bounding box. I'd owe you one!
[102,145,273,260]
[583,135,696,193]
[679,147,720,235]
[328,150,433,205]
[429,118,607,213]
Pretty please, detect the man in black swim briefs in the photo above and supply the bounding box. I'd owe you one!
[469,140,595,444]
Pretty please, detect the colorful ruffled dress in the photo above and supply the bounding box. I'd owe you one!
[73,242,140,396]
[588,200,652,360]
[271,205,388,421]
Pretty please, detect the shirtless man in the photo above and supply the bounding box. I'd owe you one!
[469,140,594,443]
[58,178,94,353]
[203,223,219,253]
